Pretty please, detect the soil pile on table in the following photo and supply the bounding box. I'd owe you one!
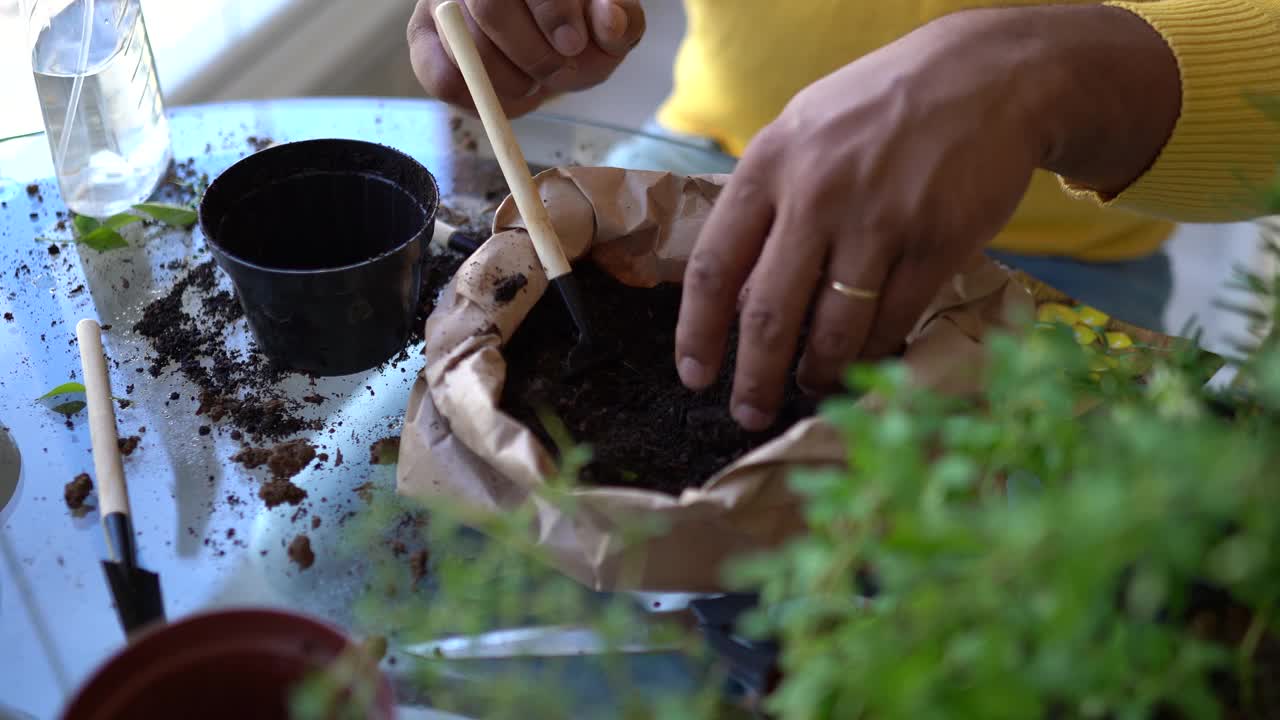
[499,262,818,495]
[134,249,468,440]
[133,261,312,440]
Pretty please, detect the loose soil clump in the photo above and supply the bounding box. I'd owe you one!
[260,479,307,508]
[117,436,140,456]
[64,473,93,515]
[499,262,818,495]
[232,439,316,508]
[287,534,315,570]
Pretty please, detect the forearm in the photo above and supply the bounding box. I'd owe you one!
[990,4,1183,197]
[998,0,1280,222]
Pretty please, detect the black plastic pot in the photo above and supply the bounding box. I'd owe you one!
[200,139,439,376]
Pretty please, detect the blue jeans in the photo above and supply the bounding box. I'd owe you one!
[603,121,1172,332]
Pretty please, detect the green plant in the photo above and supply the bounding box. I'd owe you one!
[68,202,197,251]
[727,261,1280,719]
[290,447,726,720]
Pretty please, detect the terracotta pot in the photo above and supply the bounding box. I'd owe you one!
[60,608,395,720]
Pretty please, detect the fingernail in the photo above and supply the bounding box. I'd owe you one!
[678,356,711,388]
[552,24,585,55]
[733,403,773,432]
[603,3,628,40]
[523,82,542,98]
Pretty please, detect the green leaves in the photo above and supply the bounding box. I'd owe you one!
[51,401,86,416]
[720,274,1280,720]
[131,202,198,227]
[38,381,87,417]
[67,202,198,252]
[38,381,85,399]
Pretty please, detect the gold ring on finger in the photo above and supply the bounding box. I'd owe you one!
[828,280,879,301]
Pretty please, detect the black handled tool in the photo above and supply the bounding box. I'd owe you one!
[76,318,166,638]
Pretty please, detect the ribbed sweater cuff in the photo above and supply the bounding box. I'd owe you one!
[1061,0,1280,221]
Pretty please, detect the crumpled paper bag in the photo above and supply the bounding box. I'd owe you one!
[396,167,1056,592]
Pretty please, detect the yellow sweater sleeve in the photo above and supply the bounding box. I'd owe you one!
[1062,0,1280,222]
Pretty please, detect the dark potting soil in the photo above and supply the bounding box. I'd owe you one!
[408,249,468,347]
[493,273,528,304]
[134,261,314,441]
[499,262,818,495]
[135,247,467,440]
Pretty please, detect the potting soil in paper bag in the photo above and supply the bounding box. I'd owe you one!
[396,167,1215,593]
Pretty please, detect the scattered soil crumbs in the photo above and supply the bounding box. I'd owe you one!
[493,273,528,304]
[287,535,315,570]
[3,312,12,321]
[135,240,466,412]
[499,262,818,495]
[64,473,93,515]
[369,438,400,465]
[117,436,140,456]
[134,260,318,441]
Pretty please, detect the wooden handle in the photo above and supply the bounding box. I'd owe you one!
[434,0,572,280]
[75,318,130,518]
[432,218,458,248]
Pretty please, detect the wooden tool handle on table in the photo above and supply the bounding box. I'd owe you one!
[75,318,129,518]
[433,0,572,280]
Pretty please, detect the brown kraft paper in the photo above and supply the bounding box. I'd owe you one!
[395,167,1189,593]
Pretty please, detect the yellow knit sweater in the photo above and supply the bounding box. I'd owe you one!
[656,0,1280,260]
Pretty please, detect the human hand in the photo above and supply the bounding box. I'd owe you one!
[672,11,1057,431]
[408,0,645,117]
[675,5,1179,432]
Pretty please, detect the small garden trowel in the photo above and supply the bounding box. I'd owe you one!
[434,0,617,378]
[76,318,166,638]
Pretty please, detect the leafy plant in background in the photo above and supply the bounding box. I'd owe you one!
[728,253,1280,719]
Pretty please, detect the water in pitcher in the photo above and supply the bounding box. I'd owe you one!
[30,0,171,218]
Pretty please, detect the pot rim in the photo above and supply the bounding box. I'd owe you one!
[198,138,440,278]
[60,606,386,720]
